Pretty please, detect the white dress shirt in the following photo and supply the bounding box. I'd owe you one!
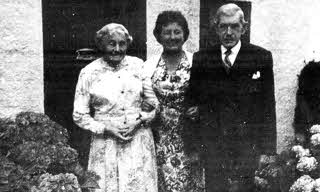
[221,40,241,67]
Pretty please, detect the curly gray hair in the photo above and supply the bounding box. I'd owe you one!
[95,23,133,51]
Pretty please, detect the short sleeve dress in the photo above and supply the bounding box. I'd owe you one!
[150,53,205,192]
[73,56,158,192]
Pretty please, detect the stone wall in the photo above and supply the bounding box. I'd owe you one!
[0,0,43,118]
[250,0,320,152]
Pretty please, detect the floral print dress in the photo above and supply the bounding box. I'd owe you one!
[151,53,205,192]
[73,56,158,192]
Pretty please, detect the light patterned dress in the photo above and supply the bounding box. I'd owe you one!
[150,53,205,192]
[73,56,158,192]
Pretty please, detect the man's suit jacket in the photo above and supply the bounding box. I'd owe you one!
[187,42,276,178]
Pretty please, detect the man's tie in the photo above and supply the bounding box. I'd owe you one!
[224,49,232,68]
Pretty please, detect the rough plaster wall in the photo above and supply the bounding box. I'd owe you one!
[0,0,43,118]
[146,0,200,58]
[250,0,320,152]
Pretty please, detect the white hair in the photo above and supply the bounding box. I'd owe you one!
[211,3,248,27]
[95,23,133,51]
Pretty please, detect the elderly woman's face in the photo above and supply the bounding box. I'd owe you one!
[102,31,128,64]
[160,22,185,52]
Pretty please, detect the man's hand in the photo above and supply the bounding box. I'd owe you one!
[258,154,276,169]
[295,133,306,144]
[185,106,199,121]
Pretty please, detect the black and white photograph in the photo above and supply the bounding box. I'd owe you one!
[1,0,320,191]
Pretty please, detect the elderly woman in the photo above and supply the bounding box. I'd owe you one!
[73,23,157,192]
[143,11,204,192]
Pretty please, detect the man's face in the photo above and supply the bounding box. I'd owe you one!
[216,14,245,49]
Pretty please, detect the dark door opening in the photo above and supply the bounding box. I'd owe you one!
[42,0,146,167]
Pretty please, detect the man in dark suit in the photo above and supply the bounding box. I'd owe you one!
[186,3,276,192]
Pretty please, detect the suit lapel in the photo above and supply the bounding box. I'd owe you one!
[212,43,246,71]
[233,43,253,70]
[207,43,254,71]
[208,44,226,70]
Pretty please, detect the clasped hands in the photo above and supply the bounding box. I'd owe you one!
[105,105,198,140]
[105,116,143,141]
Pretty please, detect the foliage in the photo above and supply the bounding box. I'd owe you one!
[0,112,100,192]
[255,124,320,192]
[31,173,81,192]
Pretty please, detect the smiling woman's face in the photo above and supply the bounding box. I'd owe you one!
[160,22,185,53]
[102,31,128,64]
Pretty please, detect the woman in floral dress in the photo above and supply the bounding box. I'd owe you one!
[143,11,204,192]
[73,23,157,192]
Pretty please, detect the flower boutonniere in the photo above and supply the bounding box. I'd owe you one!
[252,71,261,80]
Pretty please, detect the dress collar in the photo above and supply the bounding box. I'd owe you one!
[99,56,129,71]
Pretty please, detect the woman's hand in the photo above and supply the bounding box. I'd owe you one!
[185,106,199,121]
[122,117,143,137]
[105,126,133,141]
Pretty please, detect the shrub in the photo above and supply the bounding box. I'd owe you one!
[0,112,99,192]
